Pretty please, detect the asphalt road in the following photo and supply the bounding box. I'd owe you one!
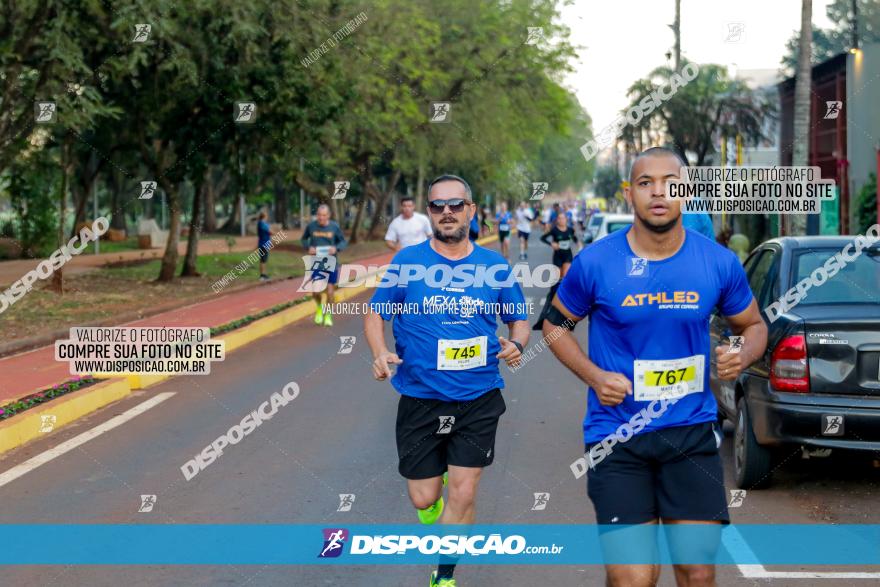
[2,231,879,586]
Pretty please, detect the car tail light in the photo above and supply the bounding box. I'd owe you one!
[770,334,810,392]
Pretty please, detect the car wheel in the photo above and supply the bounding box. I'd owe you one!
[734,396,773,489]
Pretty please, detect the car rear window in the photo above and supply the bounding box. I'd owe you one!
[607,222,632,233]
[793,247,880,305]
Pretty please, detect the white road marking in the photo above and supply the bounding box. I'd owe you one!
[729,524,880,580]
[0,392,175,489]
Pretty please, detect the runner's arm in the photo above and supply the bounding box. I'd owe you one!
[497,319,529,367]
[300,223,311,249]
[364,308,402,380]
[542,297,595,385]
[539,230,552,245]
[542,296,632,405]
[384,222,398,251]
[364,309,390,356]
[333,224,348,252]
[716,299,768,381]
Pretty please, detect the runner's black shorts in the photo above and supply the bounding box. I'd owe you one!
[396,389,506,479]
[552,249,573,267]
[586,422,729,525]
[518,230,530,241]
[258,247,269,262]
[498,230,510,242]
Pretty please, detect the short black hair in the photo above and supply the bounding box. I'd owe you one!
[427,174,472,200]
[629,146,689,182]
[400,195,414,204]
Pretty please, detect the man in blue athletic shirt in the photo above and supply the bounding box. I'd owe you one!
[543,147,767,587]
[365,174,529,587]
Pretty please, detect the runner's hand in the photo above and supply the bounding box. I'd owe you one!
[308,246,316,255]
[593,370,632,406]
[373,351,402,381]
[715,345,743,381]
[551,243,559,251]
[496,336,522,367]
[328,246,337,255]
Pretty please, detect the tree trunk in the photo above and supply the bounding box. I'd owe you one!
[415,159,426,210]
[349,197,367,244]
[181,174,205,277]
[274,176,288,228]
[790,0,812,235]
[157,180,181,282]
[368,169,401,239]
[109,168,127,232]
[70,152,100,237]
[204,178,218,232]
[219,195,241,233]
[50,140,71,293]
[673,0,681,70]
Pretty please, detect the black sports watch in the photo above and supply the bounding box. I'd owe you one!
[511,340,524,354]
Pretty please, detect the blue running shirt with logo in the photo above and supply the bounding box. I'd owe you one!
[370,240,527,401]
[556,227,753,444]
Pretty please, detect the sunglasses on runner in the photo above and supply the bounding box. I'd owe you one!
[427,198,470,214]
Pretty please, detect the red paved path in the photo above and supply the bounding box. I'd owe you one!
[0,250,393,404]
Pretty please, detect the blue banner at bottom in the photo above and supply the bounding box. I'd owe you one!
[1,524,878,565]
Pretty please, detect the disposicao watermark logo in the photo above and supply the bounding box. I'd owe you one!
[728,490,746,508]
[764,224,880,322]
[0,217,109,315]
[180,382,300,481]
[319,529,349,558]
[333,181,350,200]
[571,392,683,477]
[138,495,157,513]
[580,63,700,162]
[132,24,151,43]
[298,255,338,293]
[337,494,355,512]
[531,493,549,511]
[430,101,451,123]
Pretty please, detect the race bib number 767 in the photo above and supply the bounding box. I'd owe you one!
[633,354,704,401]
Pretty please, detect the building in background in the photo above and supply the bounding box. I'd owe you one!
[778,43,880,235]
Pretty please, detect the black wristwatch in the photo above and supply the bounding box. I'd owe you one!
[511,340,524,354]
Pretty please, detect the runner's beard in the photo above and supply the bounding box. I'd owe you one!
[635,208,681,234]
[433,222,467,243]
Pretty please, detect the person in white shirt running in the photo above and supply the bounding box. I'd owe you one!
[385,196,433,250]
[515,202,535,260]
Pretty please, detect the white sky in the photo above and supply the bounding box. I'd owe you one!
[560,0,836,129]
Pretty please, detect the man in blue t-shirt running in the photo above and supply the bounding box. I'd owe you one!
[365,174,529,587]
[543,147,767,587]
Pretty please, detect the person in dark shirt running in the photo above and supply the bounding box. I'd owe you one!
[257,211,272,281]
[301,204,347,327]
[540,212,579,277]
[533,213,579,331]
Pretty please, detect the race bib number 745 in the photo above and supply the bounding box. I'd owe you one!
[437,336,488,371]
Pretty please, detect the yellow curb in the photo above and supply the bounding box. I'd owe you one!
[218,272,375,354]
[0,378,131,456]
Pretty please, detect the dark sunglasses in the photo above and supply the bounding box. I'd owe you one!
[427,198,470,214]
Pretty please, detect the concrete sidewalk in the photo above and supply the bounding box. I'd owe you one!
[0,248,391,405]
[0,231,304,287]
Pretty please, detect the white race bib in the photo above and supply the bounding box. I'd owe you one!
[315,245,331,256]
[633,354,704,401]
[558,239,572,250]
[437,336,488,371]
[499,224,510,231]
